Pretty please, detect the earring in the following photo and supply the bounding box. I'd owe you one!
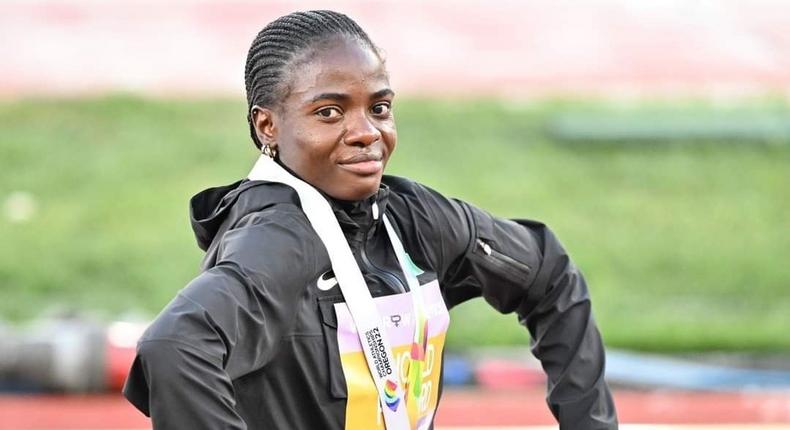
[262,144,278,159]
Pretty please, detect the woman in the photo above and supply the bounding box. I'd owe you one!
[123,10,617,430]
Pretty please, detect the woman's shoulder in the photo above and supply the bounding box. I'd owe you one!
[382,175,465,217]
[382,175,445,202]
[196,180,318,269]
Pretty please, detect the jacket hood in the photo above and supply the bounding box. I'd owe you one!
[189,177,390,252]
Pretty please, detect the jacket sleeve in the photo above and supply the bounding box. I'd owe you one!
[413,184,618,429]
[123,209,316,429]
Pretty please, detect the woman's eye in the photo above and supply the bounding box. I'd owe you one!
[316,107,342,119]
[371,103,391,116]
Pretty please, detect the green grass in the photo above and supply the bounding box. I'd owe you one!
[1,96,788,352]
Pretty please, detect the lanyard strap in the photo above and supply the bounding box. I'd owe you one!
[248,155,411,430]
[382,217,429,404]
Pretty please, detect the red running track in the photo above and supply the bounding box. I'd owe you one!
[3,0,790,98]
[1,389,788,429]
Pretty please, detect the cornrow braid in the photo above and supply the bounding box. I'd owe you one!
[244,10,378,149]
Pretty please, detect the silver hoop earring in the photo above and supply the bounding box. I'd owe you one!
[262,144,278,159]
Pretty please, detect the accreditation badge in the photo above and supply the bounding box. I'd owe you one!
[334,280,450,430]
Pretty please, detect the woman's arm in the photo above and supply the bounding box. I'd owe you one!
[123,209,317,429]
[405,182,618,429]
[124,286,249,430]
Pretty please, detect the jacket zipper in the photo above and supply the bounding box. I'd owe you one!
[476,239,532,279]
[358,203,408,294]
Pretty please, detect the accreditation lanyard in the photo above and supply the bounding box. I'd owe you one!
[382,217,429,408]
[247,155,426,430]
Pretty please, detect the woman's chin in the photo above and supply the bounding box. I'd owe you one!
[325,178,382,202]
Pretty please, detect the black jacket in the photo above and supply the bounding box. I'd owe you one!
[123,174,617,429]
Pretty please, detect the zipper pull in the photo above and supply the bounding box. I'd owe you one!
[477,239,492,256]
[372,201,380,220]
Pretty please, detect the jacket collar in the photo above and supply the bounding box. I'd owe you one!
[189,159,391,254]
[328,184,390,237]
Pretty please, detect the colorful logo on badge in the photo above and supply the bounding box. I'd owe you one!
[408,321,430,399]
[383,379,400,411]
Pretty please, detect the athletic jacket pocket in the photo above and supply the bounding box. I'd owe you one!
[474,238,532,281]
[319,297,348,399]
[467,206,535,313]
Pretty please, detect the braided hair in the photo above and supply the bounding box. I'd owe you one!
[244,10,379,149]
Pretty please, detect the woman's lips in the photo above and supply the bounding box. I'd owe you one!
[338,153,383,175]
[338,159,383,175]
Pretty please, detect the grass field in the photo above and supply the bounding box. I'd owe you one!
[0,96,788,352]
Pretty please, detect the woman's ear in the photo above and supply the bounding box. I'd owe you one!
[251,105,277,148]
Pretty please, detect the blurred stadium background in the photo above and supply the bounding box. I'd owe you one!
[1,0,788,428]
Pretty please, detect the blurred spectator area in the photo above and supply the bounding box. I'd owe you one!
[2,0,790,99]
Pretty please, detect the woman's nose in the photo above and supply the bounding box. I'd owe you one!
[343,111,382,146]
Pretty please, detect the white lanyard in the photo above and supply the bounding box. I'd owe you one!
[382,217,429,406]
[248,155,415,429]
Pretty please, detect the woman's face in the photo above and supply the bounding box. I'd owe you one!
[255,36,396,201]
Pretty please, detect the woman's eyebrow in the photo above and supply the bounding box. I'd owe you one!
[371,88,394,99]
[308,89,394,104]
[309,92,350,104]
